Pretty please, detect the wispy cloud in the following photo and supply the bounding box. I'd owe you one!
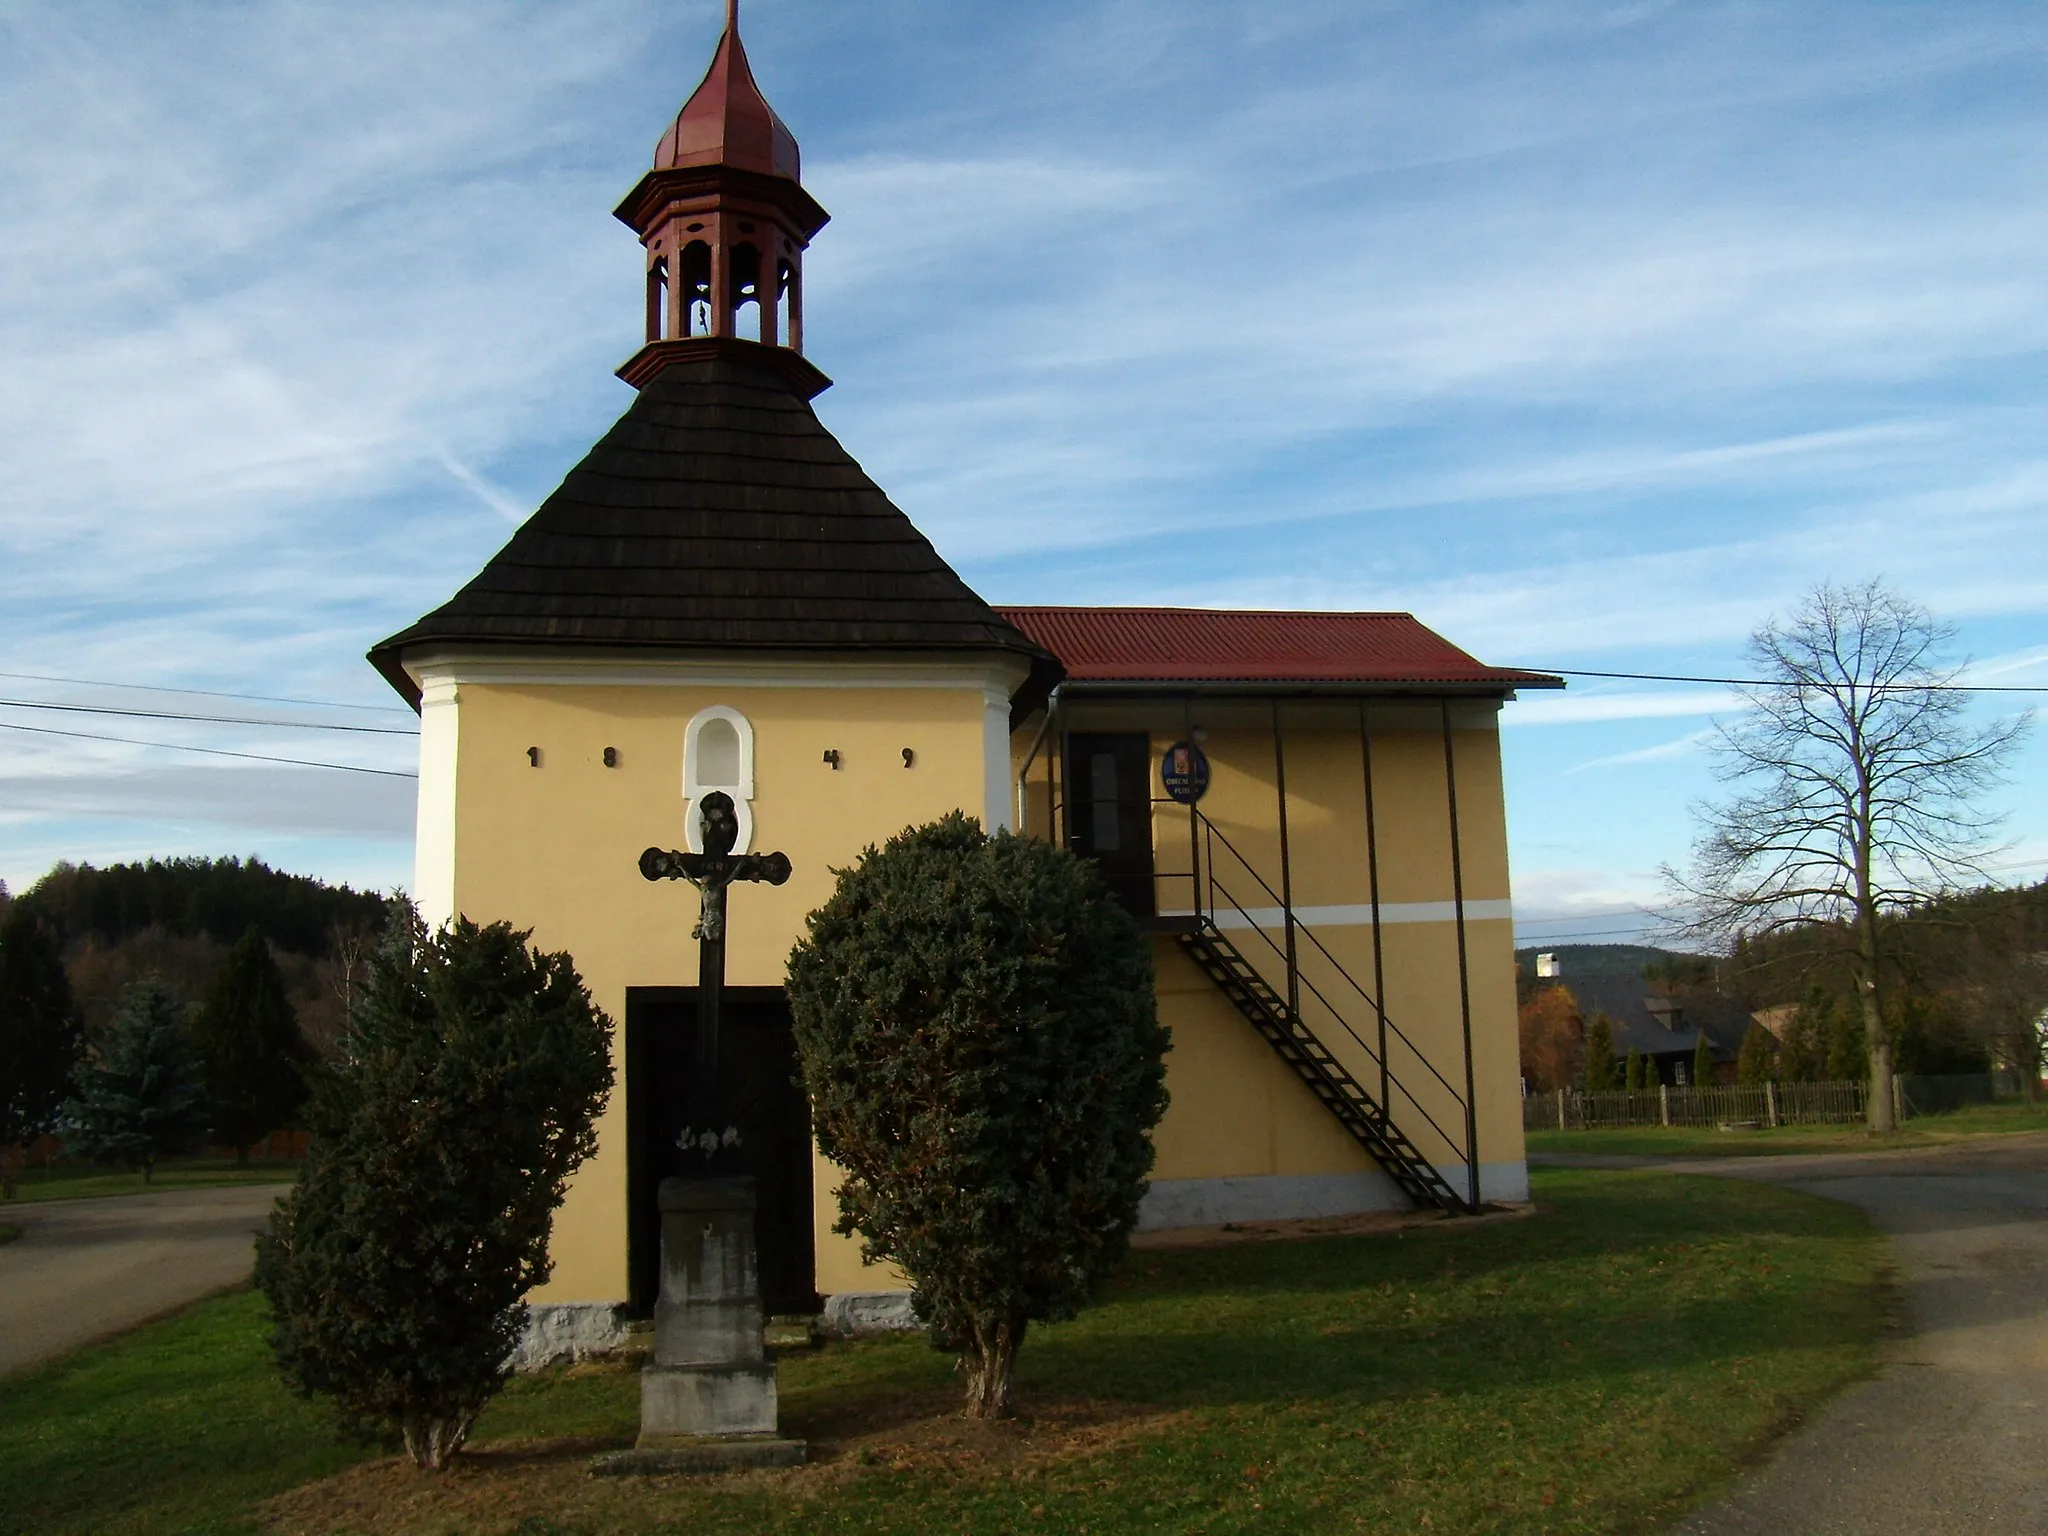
[1567,728,1717,773]
[2,0,2044,895]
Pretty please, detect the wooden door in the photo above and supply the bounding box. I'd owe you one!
[1064,731,1156,916]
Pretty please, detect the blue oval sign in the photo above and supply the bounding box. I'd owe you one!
[1160,741,1210,804]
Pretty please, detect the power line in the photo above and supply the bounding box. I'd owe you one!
[0,719,417,779]
[1519,666,2048,694]
[0,697,416,736]
[1515,907,1667,928]
[0,667,411,715]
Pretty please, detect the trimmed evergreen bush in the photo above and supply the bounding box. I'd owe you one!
[254,904,612,1470]
[1692,1033,1714,1089]
[0,903,78,1196]
[192,927,310,1164]
[785,813,1168,1418]
[61,980,208,1180]
[1625,1051,1645,1093]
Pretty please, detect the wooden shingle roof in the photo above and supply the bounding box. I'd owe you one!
[370,351,1057,708]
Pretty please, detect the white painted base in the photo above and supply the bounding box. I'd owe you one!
[1138,1162,1529,1229]
[512,1302,630,1372]
[819,1290,921,1336]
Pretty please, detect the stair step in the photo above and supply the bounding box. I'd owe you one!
[1180,929,1470,1217]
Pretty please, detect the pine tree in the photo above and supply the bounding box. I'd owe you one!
[192,927,310,1164]
[62,980,208,1181]
[1584,1015,1620,1092]
[786,813,1168,1419]
[0,902,79,1197]
[1737,1024,1778,1085]
[1692,1032,1714,1089]
[1826,1001,1868,1082]
[255,905,612,1470]
[1625,1051,1646,1093]
[1780,988,1833,1081]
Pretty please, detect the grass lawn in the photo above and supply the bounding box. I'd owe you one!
[1528,1099,2048,1159]
[1,1160,300,1206]
[1,1167,1888,1536]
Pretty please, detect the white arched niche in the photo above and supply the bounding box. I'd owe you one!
[682,705,756,854]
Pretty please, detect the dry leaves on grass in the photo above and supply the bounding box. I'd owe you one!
[260,1396,1186,1535]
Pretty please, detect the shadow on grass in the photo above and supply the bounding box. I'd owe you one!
[3,1169,1890,1536]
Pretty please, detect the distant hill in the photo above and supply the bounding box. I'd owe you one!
[16,856,388,1049]
[1513,943,1696,980]
[20,856,385,960]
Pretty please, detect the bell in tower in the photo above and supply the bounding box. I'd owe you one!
[613,0,831,392]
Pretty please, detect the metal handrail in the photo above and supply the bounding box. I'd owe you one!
[1179,808,1472,1165]
[1192,811,1466,1098]
[1200,865,1469,1165]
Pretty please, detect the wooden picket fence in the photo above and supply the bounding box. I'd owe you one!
[1525,1080,1869,1132]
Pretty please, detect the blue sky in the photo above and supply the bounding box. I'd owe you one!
[1,0,2043,945]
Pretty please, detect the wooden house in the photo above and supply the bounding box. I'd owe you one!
[370,11,1562,1348]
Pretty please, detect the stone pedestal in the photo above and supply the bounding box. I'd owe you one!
[594,1174,804,1474]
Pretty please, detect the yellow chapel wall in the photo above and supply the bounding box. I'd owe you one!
[425,663,1012,1304]
[1020,698,1526,1214]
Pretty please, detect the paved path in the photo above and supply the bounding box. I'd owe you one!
[1544,1135,2048,1535]
[0,1185,282,1379]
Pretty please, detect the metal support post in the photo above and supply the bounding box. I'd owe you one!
[1441,700,1479,1211]
[1359,699,1389,1109]
[1271,698,1299,1020]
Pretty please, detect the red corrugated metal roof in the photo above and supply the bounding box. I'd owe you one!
[993,607,1563,689]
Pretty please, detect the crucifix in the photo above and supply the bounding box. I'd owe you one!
[639,790,792,1159]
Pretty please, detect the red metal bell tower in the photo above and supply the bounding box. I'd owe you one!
[614,0,831,394]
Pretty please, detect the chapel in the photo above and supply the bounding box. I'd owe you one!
[371,7,1560,1343]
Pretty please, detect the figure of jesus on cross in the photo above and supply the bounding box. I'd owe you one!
[639,791,791,1163]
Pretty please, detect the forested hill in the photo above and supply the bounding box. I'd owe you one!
[1513,943,1688,979]
[17,857,386,959]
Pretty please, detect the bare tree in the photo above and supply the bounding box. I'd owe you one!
[1667,581,2030,1130]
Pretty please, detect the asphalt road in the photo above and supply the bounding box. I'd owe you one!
[0,1184,282,1379]
[1547,1135,2048,1536]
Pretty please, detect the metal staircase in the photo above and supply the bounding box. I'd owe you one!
[1178,921,1472,1215]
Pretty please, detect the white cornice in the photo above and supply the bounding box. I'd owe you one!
[406,648,1030,703]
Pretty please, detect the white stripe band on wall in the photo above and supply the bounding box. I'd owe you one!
[1159,899,1512,928]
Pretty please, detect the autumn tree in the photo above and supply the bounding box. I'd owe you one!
[1669,581,2029,1130]
[1517,984,1581,1092]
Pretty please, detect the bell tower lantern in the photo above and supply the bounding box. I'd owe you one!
[613,1,831,393]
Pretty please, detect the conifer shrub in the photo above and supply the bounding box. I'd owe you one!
[254,905,612,1470]
[1584,1014,1619,1092]
[785,813,1168,1419]
[1625,1051,1646,1093]
[1692,1032,1714,1089]
[192,926,310,1164]
[61,980,208,1180]
[1736,1024,1778,1085]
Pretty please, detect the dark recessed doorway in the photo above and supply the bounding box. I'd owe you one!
[1064,731,1156,917]
[624,986,817,1318]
